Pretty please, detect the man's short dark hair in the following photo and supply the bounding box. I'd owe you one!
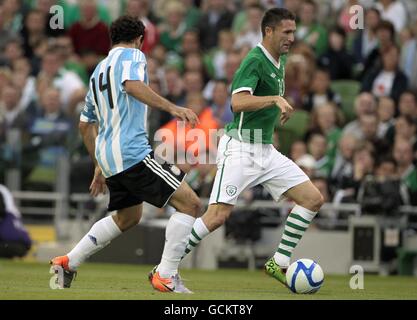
[377,20,395,38]
[261,8,296,37]
[110,15,146,45]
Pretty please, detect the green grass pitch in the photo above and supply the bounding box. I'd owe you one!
[1,259,416,300]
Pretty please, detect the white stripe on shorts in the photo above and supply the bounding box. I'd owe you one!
[143,156,180,188]
[146,155,181,187]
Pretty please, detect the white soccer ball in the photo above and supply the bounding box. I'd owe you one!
[286,258,324,294]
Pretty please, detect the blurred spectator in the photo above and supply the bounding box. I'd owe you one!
[307,132,331,177]
[0,5,15,52]
[20,9,46,59]
[68,0,111,58]
[53,35,89,85]
[234,4,263,50]
[393,138,417,205]
[159,1,187,54]
[0,67,12,101]
[164,66,185,110]
[203,51,241,101]
[398,90,417,120]
[296,0,328,56]
[150,44,168,69]
[31,0,65,37]
[329,133,357,195]
[181,30,201,56]
[302,67,341,111]
[180,0,203,31]
[184,53,210,83]
[377,96,396,139]
[290,140,307,162]
[30,87,72,143]
[375,0,407,33]
[360,20,395,79]
[64,0,112,29]
[2,38,24,67]
[339,144,375,201]
[197,0,234,50]
[205,29,235,80]
[388,115,417,152]
[0,184,31,258]
[343,91,377,138]
[125,0,159,54]
[284,43,314,109]
[2,0,24,34]
[375,156,397,179]
[308,103,343,170]
[352,7,381,66]
[318,26,354,80]
[210,79,233,127]
[399,25,417,90]
[11,57,37,115]
[27,87,72,187]
[232,0,260,34]
[361,45,408,103]
[359,113,390,154]
[283,0,302,15]
[36,49,85,115]
[183,70,205,96]
[0,84,32,145]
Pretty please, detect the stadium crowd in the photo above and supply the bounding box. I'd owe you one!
[0,0,416,219]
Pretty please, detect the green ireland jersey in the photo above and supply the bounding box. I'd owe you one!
[225,43,287,144]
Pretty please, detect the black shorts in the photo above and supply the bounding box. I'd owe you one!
[105,152,186,211]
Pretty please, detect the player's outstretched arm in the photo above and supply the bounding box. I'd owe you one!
[231,91,293,125]
[124,80,199,128]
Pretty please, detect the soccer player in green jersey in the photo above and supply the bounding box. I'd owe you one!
[150,7,324,291]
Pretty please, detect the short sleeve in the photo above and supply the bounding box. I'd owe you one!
[231,57,261,95]
[121,50,147,84]
[80,88,98,123]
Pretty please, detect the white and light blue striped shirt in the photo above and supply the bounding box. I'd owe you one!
[80,47,152,178]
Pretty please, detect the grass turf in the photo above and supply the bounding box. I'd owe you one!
[0,259,416,300]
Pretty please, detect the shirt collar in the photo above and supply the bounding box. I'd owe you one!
[257,43,280,69]
[109,47,126,55]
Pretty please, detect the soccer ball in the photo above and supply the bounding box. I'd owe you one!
[286,258,324,294]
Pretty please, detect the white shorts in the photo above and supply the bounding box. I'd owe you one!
[209,135,309,205]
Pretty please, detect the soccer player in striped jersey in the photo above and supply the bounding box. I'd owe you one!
[50,16,201,293]
[179,8,324,288]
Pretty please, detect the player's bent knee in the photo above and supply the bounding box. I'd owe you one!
[177,195,202,217]
[190,196,203,216]
[308,192,324,212]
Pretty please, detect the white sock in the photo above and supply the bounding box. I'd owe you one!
[274,205,317,268]
[67,215,122,270]
[182,217,210,258]
[156,212,196,278]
